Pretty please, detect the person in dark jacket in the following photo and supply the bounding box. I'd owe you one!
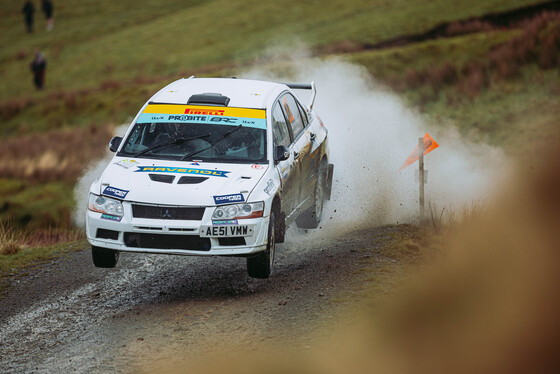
[41,0,54,31]
[30,51,47,90]
[22,1,35,33]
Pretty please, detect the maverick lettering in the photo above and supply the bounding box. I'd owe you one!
[135,166,229,178]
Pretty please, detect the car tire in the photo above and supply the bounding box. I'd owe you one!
[296,165,326,229]
[247,211,275,278]
[92,246,119,268]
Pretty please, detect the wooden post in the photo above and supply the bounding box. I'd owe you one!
[418,137,425,219]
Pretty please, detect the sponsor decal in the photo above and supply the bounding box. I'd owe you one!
[138,104,267,130]
[135,166,229,178]
[251,164,264,170]
[168,115,236,123]
[264,179,275,195]
[185,108,225,116]
[213,193,244,205]
[212,219,239,225]
[114,159,139,169]
[101,214,122,222]
[102,186,129,199]
[281,166,290,181]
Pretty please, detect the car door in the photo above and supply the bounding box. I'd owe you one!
[279,93,313,214]
[292,97,322,200]
[271,102,299,217]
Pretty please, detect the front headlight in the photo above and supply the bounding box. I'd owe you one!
[88,193,124,217]
[212,202,264,220]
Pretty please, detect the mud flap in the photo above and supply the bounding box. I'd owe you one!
[325,163,334,200]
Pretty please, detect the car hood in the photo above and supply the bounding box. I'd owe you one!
[97,157,269,206]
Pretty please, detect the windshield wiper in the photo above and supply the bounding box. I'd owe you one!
[132,134,211,158]
[181,125,243,161]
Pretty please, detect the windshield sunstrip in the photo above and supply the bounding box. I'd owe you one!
[138,104,266,130]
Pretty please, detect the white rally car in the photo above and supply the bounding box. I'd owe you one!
[86,77,333,278]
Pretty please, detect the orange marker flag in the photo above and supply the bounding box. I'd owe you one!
[399,133,439,171]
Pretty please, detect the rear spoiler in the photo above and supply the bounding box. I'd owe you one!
[284,82,316,110]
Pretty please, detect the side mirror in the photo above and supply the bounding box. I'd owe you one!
[274,145,290,163]
[109,136,122,153]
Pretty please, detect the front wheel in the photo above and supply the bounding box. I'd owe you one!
[92,246,119,268]
[247,211,276,278]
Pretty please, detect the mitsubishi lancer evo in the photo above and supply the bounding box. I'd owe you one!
[86,77,333,278]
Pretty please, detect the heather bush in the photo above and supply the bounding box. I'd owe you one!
[0,98,32,121]
[427,62,458,87]
[392,11,560,100]
[0,124,114,183]
[458,62,488,99]
[446,19,494,36]
[0,220,25,256]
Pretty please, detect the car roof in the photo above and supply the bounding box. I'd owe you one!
[149,77,287,109]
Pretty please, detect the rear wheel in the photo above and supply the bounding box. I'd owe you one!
[92,246,119,268]
[296,165,326,229]
[247,211,276,278]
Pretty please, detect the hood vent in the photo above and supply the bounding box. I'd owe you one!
[187,93,230,106]
[149,174,175,184]
[178,176,208,184]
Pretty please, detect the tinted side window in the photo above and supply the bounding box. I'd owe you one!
[280,94,304,138]
[296,101,309,128]
[272,103,291,148]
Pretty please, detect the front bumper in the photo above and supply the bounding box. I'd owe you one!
[86,203,269,256]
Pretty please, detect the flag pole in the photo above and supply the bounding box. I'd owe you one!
[418,137,425,219]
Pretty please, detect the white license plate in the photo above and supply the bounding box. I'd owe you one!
[200,225,253,237]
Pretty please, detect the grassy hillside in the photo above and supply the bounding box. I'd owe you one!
[0,0,546,135]
[348,17,560,159]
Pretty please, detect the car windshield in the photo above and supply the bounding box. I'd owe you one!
[118,120,267,163]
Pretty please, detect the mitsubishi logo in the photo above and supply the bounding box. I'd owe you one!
[162,209,172,219]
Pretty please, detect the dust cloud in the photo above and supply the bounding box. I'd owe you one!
[73,125,128,228]
[242,58,510,239]
[74,60,510,236]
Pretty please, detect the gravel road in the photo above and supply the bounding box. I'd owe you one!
[0,225,400,373]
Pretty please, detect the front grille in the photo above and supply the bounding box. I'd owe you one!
[124,233,211,251]
[132,204,205,220]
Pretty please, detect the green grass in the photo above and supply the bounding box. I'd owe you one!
[0,0,545,136]
[350,30,520,81]
[0,178,75,229]
[415,68,560,152]
[345,26,560,158]
[0,239,85,279]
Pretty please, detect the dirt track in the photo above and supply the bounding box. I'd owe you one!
[0,225,402,373]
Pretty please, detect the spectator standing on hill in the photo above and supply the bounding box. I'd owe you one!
[30,51,47,90]
[41,0,54,31]
[22,0,35,33]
